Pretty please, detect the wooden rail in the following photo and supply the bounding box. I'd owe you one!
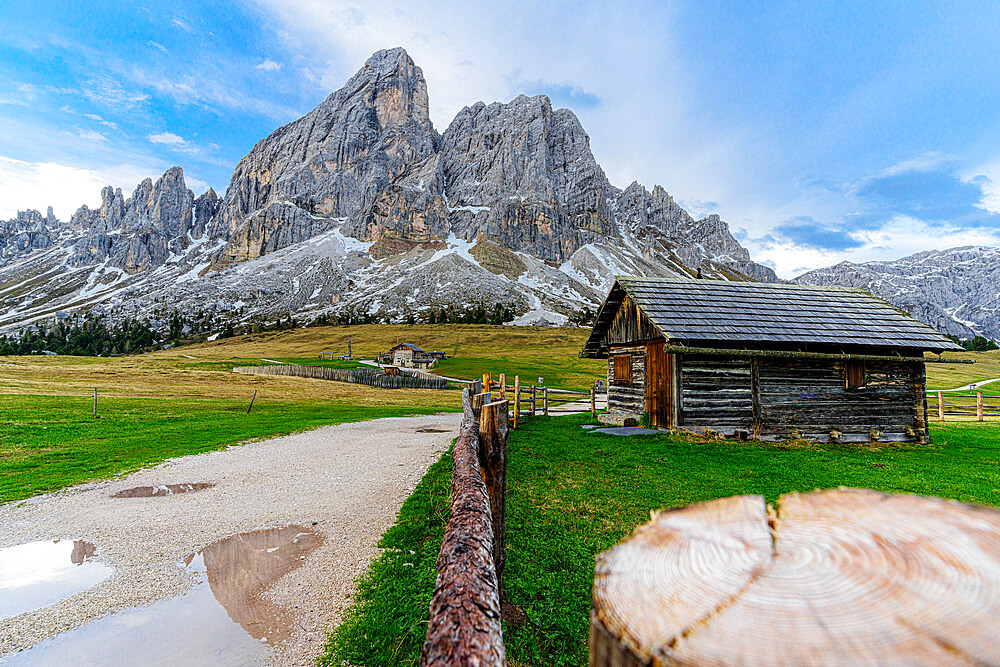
[232,364,447,389]
[928,391,1000,421]
[480,379,604,425]
[422,387,509,665]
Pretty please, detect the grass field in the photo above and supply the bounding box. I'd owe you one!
[0,324,601,503]
[323,414,1000,666]
[3,323,995,502]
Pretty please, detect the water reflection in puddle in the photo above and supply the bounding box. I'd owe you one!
[0,540,112,620]
[111,482,214,498]
[7,525,323,666]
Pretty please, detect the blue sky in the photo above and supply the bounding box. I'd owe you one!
[2,0,1000,277]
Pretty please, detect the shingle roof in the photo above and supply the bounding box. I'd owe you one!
[580,277,962,357]
[393,343,428,353]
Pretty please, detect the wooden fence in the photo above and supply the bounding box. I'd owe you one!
[928,391,1000,421]
[232,364,447,390]
[422,382,509,665]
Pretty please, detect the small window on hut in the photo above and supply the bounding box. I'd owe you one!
[613,355,632,385]
[845,360,866,389]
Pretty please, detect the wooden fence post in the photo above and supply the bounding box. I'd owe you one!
[544,388,549,416]
[978,391,984,422]
[93,388,97,418]
[247,389,257,414]
[530,385,536,416]
[499,373,506,400]
[591,386,596,419]
[471,392,491,422]
[483,372,492,393]
[513,376,520,429]
[938,391,944,421]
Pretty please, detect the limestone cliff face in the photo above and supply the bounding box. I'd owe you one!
[65,167,200,273]
[439,95,618,262]
[0,207,60,260]
[209,47,439,264]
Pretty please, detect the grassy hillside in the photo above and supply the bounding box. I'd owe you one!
[924,349,1000,390]
[0,324,600,502]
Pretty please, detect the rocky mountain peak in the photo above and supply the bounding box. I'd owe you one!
[209,47,438,266]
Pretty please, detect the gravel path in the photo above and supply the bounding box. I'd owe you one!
[0,412,461,664]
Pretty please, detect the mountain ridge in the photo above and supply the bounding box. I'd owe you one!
[794,245,1000,341]
[1,47,779,334]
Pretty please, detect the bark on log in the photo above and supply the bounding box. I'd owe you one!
[591,488,1000,665]
[479,400,510,598]
[421,418,505,666]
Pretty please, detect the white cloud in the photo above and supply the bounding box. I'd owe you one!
[255,59,282,72]
[0,156,161,220]
[171,17,194,32]
[962,158,1000,215]
[148,131,187,146]
[83,75,150,111]
[75,128,107,142]
[82,113,119,130]
[148,40,168,53]
[880,151,954,177]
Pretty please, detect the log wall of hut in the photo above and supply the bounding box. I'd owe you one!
[754,358,926,443]
[679,356,754,431]
[603,344,647,425]
[674,354,927,443]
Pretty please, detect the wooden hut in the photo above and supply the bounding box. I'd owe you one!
[383,343,440,369]
[580,277,961,443]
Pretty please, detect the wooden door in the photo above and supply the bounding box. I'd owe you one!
[646,343,675,428]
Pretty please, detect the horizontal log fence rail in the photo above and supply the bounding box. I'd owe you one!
[232,363,447,390]
[928,390,1000,421]
[422,384,509,665]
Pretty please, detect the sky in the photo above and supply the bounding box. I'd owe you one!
[2,0,1000,278]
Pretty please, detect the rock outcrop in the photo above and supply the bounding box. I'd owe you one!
[65,167,200,273]
[0,207,60,260]
[210,47,439,265]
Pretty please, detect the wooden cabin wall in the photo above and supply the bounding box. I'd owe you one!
[755,358,925,442]
[605,295,661,346]
[679,356,754,430]
[605,345,647,421]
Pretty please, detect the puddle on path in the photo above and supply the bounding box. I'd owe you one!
[0,540,112,620]
[111,482,215,498]
[6,525,323,666]
[416,428,449,433]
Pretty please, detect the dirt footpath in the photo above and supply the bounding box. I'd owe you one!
[0,412,461,665]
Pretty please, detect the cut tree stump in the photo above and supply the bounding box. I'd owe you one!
[591,488,1000,665]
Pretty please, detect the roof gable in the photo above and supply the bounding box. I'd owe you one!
[580,277,962,357]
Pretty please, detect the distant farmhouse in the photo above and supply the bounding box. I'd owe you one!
[381,343,447,370]
[581,277,961,443]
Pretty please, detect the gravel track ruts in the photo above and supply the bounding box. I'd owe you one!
[0,412,461,664]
